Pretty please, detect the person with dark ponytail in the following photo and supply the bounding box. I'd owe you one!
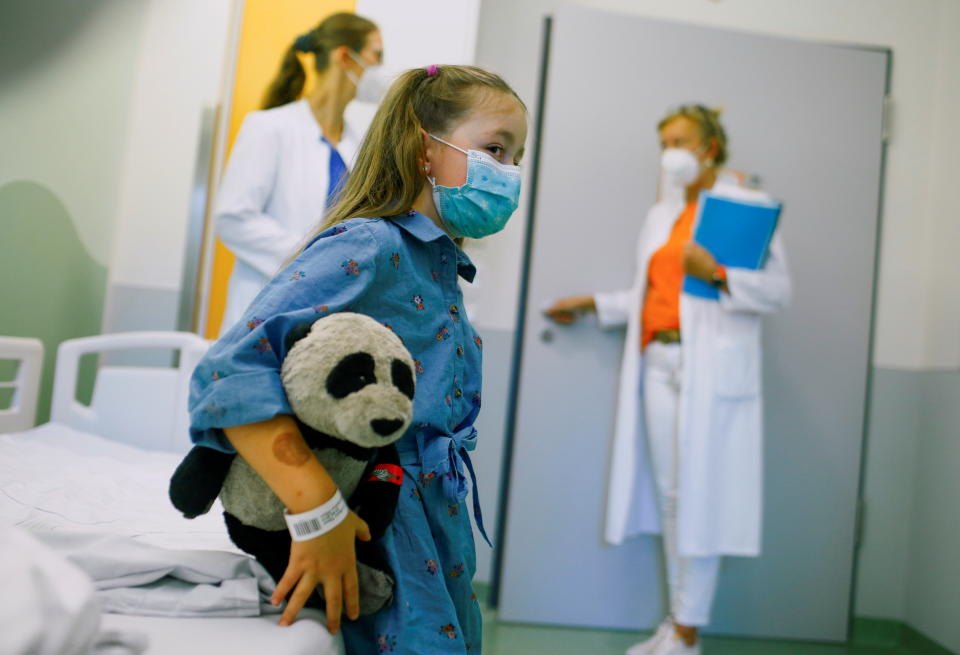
[188,64,527,652]
[215,12,385,335]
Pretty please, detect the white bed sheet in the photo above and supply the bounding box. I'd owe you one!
[0,422,345,655]
[0,422,236,552]
[101,609,344,655]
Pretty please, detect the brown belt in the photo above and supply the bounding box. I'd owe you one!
[652,329,681,344]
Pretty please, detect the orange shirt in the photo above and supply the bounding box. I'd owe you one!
[641,202,697,349]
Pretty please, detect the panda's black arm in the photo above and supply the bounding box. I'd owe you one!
[349,444,403,541]
[168,445,235,519]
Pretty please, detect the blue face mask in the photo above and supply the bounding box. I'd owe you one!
[428,134,521,239]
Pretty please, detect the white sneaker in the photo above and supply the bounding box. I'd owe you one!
[650,629,701,655]
[625,619,674,655]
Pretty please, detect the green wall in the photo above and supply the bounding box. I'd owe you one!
[0,181,106,423]
[0,2,149,424]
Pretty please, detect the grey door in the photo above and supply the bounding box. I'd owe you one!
[496,6,889,641]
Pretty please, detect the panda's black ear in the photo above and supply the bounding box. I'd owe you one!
[283,322,314,353]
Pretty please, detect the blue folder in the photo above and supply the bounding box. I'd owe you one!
[682,190,782,301]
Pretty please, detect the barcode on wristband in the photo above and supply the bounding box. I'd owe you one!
[285,491,347,540]
[292,518,323,538]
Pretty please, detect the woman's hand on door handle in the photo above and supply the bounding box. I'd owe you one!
[543,295,596,324]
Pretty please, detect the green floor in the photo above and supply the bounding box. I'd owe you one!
[482,620,909,655]
[478,590,951,655]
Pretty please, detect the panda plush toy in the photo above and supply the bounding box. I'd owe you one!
[169,312,415,616]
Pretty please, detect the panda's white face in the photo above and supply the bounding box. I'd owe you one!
[281,313,415,449]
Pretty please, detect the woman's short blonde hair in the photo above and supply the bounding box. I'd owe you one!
[658,104,728,167]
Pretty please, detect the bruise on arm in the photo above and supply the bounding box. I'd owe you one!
[224,416,336,512]
[272,432,312,467]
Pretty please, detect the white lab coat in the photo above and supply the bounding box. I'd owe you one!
[596,181,791,557]
[215,99,368,334]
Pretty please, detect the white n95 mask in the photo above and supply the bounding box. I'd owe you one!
[661,148,702,186]
[347,51,391,104]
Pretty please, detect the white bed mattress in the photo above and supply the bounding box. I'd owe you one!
[0,423,345,655]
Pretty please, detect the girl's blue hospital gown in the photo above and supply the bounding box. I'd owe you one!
[189,212,487,654]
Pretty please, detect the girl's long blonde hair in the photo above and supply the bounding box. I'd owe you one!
[315,65,524,237]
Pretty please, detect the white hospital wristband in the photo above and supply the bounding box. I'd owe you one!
[284,490,348,542]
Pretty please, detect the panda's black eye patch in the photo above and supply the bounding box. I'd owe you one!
[327,352,377,399]
[392,359,415,400]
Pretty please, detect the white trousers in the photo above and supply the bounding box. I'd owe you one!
[643,342,721,627]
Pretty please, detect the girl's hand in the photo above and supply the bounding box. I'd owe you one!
[543,295,596,324]
[683,242,718,280]
[272,510,372,633]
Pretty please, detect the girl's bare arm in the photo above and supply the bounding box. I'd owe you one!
[225,415,370,632]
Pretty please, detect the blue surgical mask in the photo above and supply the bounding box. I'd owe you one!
[427,134,521,239]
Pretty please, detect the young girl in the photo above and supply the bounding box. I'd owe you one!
[189,65,527,654]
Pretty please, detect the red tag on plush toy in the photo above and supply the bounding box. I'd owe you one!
[367,464,403,485]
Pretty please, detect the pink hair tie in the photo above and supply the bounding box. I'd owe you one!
[426,64,439,77]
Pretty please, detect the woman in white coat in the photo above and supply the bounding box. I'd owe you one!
[215,12,386,334]
[545,105,790,655]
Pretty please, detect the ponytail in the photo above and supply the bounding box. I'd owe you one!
[318,65,525,232]
[261,12,378,110]
[262,45,308,110]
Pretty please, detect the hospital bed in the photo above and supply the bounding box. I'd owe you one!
[0,332,345,655]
